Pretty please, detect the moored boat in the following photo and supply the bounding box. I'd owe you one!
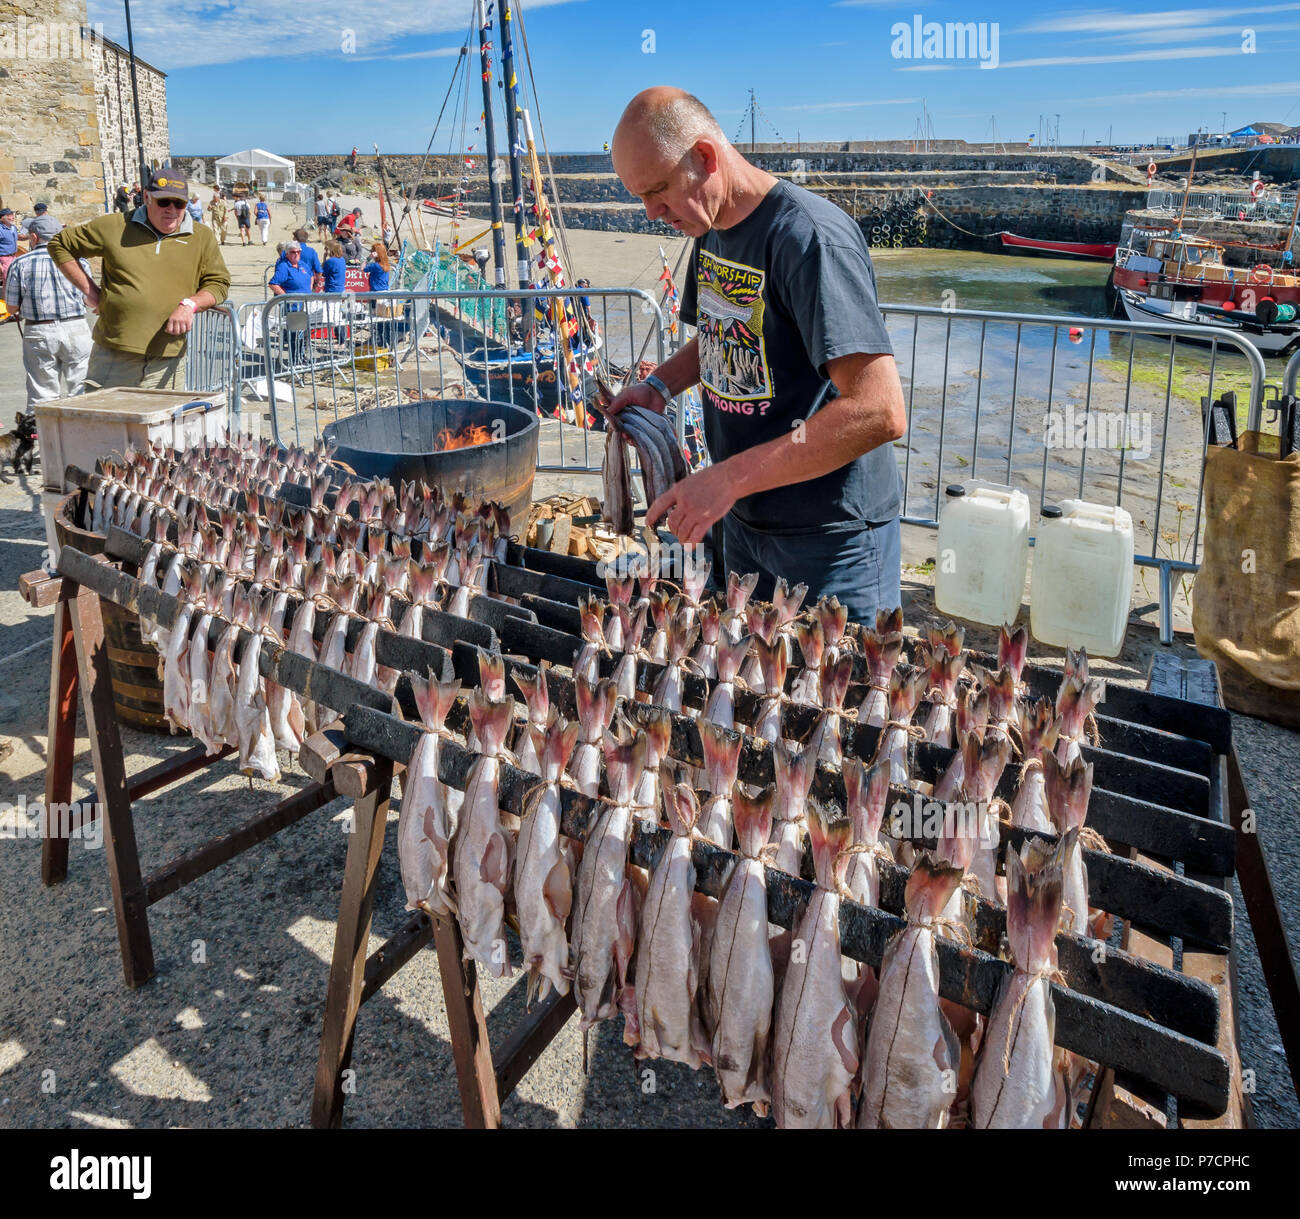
[1000,232,1118,261]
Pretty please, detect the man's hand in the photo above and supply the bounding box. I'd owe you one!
[164,300,196,336]
[647,463,738,544]
[605,380,663,418]
[83,281,100,312]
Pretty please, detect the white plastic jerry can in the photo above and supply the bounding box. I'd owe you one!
[1030,499,1135,658]
[934,480,1031,628]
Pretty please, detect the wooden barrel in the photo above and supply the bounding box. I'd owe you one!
[54,491,169,733]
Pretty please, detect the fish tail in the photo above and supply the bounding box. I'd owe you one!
[732,781,775,857]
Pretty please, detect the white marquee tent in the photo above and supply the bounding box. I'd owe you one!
[214,149,296,190]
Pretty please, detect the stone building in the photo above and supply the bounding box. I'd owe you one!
[0,0,169,224]
[94,31,169,199]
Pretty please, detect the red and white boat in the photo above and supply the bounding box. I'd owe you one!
[999,231,1118,260]
[1113,231,1300,356]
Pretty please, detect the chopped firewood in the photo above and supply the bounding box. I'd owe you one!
[549,512,572,554]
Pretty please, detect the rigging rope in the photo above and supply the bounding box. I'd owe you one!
[514,0,579,282]
[396,37,470,242]
[917,189,1001,239]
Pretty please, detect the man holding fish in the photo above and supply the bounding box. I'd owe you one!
[608,87,908,623]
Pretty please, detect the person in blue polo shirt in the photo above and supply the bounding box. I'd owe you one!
[269,241,313,362]
[291,227,323,284]
[321,239,346,293]
[269,242,312,295]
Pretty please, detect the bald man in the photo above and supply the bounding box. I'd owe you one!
[608,87,907,624]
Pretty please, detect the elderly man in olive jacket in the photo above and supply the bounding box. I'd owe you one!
[47,168,230,390]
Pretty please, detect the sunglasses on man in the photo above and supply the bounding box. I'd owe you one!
[152,198,187,211]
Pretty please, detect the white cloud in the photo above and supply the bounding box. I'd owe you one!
[1017,4,1300,35]
[1093,21,1300,40]
[900,45,1244,70]
[86,0,585,70]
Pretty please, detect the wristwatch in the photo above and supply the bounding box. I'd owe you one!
[180,297,197,312]
[643,372,673,407]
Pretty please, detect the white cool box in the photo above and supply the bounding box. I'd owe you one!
[34,388,229,564]
[935,479,1135,657]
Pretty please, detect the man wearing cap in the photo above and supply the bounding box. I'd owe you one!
[46,168,230,390]
[4,215,94,407]
[0,208,22,283]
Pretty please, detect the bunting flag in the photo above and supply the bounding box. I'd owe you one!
[658,247,682,338]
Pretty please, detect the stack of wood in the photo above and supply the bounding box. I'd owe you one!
[524,493,625,562]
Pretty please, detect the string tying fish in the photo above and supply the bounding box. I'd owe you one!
[998,963,1068,1075]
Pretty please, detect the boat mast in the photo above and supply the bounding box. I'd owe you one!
[475,0,508,287]
[498,1,534,336]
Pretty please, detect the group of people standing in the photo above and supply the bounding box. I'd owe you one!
[6,167,230,410]
[268,225,390,298]
[114,180,270,247]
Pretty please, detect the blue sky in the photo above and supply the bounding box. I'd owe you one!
[84,1,1300,153]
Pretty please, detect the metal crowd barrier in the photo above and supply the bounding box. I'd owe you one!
[255,284,674,471]
[1144,188,1297,221]
[207,287,1264,644]
[1281,348,1300,399]
[184,303,242,424]
[877,303,1268,644]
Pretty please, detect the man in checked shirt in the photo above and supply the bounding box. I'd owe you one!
[3,216,94,409]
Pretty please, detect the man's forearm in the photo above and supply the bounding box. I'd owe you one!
[55,259,92,295]
[188,290,217,312]
[649,337,700,396]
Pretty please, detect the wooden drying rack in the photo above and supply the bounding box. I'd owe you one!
[27,518,1272,1127]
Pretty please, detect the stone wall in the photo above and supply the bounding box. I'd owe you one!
[869,185,1145,249]
[186,150,1114,187]
[94,35,169,197]
[1156,145,1300,179]
[0,0,104,221]
[450,184,1144,249]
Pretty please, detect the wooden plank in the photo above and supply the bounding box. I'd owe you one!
[41,597,79,886]
[300,730,347,786]
[1182,755,1251,1129]
[493,987,577,1103]
[142,779,336,906]
[311,757,395,1129]
[1226,744,1300,1105]
[20,569,62,608]
[492,560,599,608]
[505,541,604,588]
[330,756,381,800]
[431,910,501,1128]
[66,580,155,988]
[360,911,435,1006]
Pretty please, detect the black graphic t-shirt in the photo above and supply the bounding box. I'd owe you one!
[680,179,901,533]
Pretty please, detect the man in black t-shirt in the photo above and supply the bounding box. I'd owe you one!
[607,87,907,623]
